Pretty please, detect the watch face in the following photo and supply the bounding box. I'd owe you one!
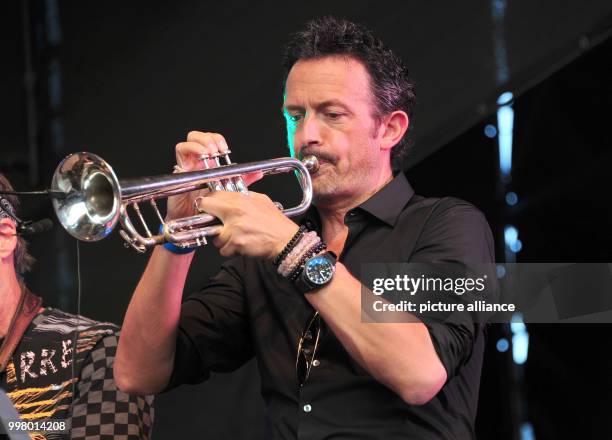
[305,256,335,285]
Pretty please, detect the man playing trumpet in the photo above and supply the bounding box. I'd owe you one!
[115,16,494,439]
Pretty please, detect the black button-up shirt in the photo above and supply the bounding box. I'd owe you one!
[166,173,495,439]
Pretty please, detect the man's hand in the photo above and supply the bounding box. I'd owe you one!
[167,131,262,221]
[196,191,300,260]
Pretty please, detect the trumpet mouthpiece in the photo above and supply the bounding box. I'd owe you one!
[302,155,319,173]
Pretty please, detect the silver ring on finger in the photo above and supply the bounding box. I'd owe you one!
[193,196,206,213]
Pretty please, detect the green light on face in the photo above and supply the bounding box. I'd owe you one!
[283,91,304,182]
[284,112,297,158]
[283,91,297,158]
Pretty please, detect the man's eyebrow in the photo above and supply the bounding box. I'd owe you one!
[282,100,352,113]
[316,100,353,113]
[282,104,304,113]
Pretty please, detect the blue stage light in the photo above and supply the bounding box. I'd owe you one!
[511,313,529,364]
[521,422,535,440]
[484,124,497,138]
[504,225,518,248]
[498,104,514,176]
[497,91,514,106]
[496,338,509,352]
[510,239,523,253]
[505,191,518,206]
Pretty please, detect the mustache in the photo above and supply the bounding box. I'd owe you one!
[298,149,337,164]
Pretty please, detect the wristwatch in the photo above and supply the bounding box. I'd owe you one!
[294,251,337,294]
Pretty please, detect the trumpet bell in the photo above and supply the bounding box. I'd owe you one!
[51,152,121,242]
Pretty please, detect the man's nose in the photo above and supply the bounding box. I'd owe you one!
[300,113,323,147]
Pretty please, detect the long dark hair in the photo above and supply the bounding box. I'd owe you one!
[0,174,36,281]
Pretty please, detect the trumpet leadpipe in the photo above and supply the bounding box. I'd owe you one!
[50,151,318,250]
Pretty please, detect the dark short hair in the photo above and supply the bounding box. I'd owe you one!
[282,16,416,171]
[0,174,35,280]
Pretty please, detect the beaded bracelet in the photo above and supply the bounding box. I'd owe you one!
[282,233,319,276]
[277,232,320,277]
[288,241,327,282]
[277,230,314,275]
[273,225,307,267]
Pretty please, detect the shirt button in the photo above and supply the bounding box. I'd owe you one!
[312,359,320,367]
[303,404,312,413]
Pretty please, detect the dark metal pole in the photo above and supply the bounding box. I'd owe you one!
[21,0,39,187]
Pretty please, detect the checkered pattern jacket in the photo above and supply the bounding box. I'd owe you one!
[0,307,154,439]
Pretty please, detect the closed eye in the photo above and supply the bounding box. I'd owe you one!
[326,112,345,120]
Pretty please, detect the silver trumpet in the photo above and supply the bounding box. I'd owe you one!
[50,151,319,252]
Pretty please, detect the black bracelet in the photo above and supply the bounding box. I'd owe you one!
[288,241,327,282]
[273,225,307,267]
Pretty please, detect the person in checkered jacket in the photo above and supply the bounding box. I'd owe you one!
[0,173,154,439]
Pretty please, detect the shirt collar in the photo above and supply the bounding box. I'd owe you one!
[357,172,415,226]
[300,172,415,229]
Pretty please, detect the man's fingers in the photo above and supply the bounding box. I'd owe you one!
[211,133,230,153]
[186,131,230,154]
[176,142,207,170]
[176,138,228,171]
[211,226,235,257]
[212,234,228,251]
[242,171,265,187]
[194,192,241,219]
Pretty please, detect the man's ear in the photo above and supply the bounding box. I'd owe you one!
[0,219,17,259]
[378,110,409,152]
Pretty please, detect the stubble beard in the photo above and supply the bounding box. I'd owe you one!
[311,159,376,207]
[312,165,338,199]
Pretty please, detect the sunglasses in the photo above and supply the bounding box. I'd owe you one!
[296,311,322,388]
